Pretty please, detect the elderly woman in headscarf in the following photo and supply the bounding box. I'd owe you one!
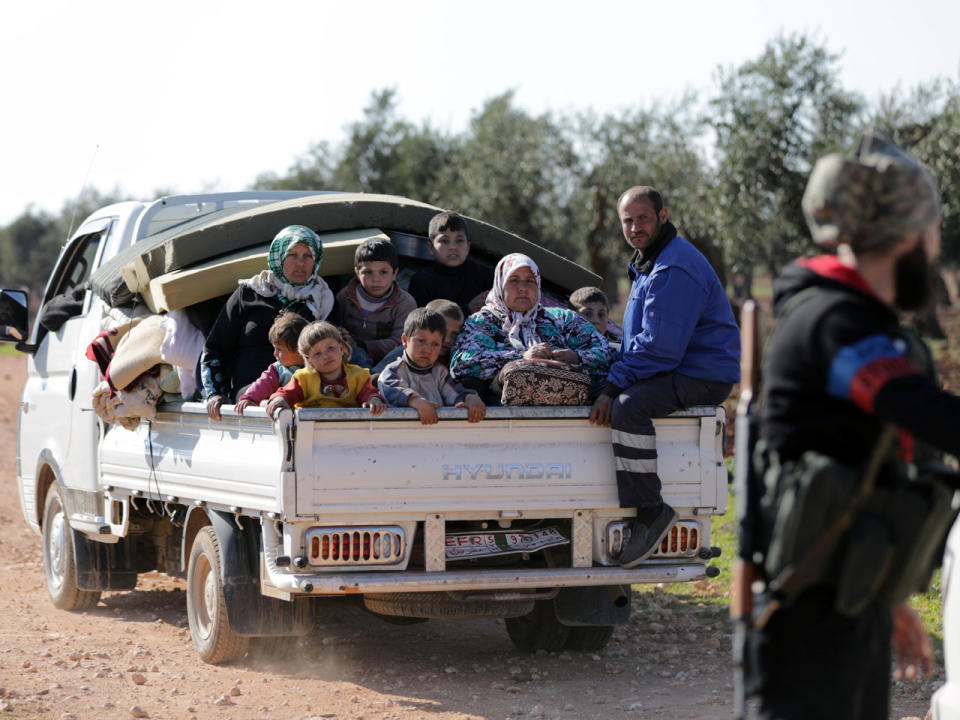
[450,253,610,401]
[202,225,334,420]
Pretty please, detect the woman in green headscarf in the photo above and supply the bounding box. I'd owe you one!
[201,225,334,420]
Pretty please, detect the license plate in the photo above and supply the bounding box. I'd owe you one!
[445,526,569,559]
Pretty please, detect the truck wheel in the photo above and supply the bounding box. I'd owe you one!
[42,485,101,611]
[364,592,534,619]
[187,527,248,664]
[504,600,570,652]
[563,625,615,651]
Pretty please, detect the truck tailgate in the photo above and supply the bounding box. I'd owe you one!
[294,406,725,519]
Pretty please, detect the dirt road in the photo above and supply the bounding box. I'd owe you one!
[0,353,938,719]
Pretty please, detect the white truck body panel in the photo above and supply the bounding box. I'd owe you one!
[99,410,284,514]
[20,216,117,526]
[92,400,726,597]
[292,407,725,519]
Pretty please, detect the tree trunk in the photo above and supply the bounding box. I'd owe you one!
[584,184,619,304]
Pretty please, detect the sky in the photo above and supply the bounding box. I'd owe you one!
[2,0,959,226]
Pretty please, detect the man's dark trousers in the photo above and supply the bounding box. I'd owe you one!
[610,372,732,509]
[758,588,891,720]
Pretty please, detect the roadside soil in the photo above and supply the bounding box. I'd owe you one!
[0,353,939,720]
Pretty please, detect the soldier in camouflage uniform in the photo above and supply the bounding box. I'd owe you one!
[748,132,960,719]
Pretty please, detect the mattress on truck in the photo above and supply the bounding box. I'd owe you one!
[126,228,388,313]
[90,192,600,309]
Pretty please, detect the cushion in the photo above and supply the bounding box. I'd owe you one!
[498,358,590,406]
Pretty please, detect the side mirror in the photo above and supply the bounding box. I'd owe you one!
[0,288,29,345]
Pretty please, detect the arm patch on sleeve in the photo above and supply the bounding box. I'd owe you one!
[826,334,919,412]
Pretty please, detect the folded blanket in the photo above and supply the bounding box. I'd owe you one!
[108,315,166,390]
[92,366,180,431]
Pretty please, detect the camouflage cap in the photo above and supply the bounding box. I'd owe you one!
[801,131,939,251]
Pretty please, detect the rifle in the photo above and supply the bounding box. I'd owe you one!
[731,299,761,720]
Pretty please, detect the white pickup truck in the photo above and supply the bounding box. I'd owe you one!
[1,192,727,663]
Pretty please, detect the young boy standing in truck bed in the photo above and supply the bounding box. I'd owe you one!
[408,212,494,318]
[570,286,622,361]
[330,238,416,369]
[379,308,485,424]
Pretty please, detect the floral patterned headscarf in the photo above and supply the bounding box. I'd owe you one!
[483,253,543,351]
[240,225,334,320]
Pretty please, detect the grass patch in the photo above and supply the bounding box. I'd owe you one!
[750,274,773,302]
[652,487,737,610]
[913,570,945,662]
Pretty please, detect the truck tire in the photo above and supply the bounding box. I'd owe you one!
[504,600,570,652]
[187,526,248,664]
[563,625,615,651]
[42,485,101,611]
[364,592,534,619]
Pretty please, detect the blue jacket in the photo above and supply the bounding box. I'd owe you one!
[606,233,740,391]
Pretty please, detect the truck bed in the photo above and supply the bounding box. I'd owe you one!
[98,404,726,523]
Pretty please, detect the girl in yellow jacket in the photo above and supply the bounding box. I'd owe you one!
[266,321,385,417]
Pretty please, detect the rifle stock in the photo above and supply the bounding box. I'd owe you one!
[732,299,762,719]
[732,299,762,618]
[730,558,757,620]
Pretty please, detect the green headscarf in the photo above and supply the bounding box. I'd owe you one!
[267,225,324,285]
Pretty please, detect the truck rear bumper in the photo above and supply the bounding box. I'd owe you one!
[260,561,708,598]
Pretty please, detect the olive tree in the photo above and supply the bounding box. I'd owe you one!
[709,34,863,276]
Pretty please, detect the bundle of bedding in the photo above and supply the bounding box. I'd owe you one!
[85,309,205,429]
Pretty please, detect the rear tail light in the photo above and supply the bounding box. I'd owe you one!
[606,519,702,560]
[651,522,701,557]
[305,526,406,566]
[607,522,627,556]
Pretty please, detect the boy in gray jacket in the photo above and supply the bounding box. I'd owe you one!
[379,308,486,424]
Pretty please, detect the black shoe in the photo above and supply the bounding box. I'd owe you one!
[617,504,679,568]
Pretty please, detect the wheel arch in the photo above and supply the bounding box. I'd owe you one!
[34,452,60,529]
[180,506,213,574]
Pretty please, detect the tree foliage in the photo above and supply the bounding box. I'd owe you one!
[253,140,337,191]
[0,209,58,290]
[6,33,960,303]
[568,100,717,293]
[0,187,128,294]
[255,88,452,204]
[871,78,960,265]
[709,33,864,276]
[436,92,580,255]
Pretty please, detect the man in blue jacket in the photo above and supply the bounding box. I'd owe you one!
[590,186,740,567]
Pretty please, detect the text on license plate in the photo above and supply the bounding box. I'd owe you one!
[445,526,569,559]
